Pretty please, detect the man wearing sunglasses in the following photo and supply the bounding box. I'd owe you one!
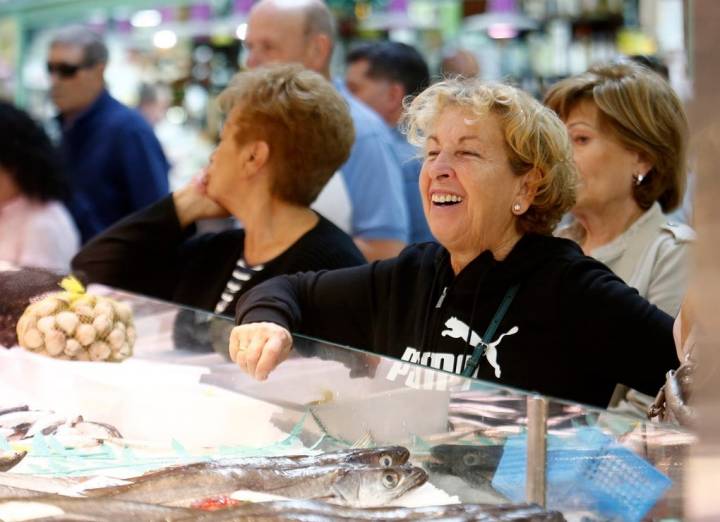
[48,26,169,243]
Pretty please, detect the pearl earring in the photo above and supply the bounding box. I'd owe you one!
[512,202,522,214]
[633,173,645,186]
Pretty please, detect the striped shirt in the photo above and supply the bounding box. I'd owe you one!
[213,258,264,315]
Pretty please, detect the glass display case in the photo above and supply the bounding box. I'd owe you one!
[0,286,693,521]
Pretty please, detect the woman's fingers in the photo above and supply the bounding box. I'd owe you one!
[244,331,268,377]
[228,326,245,362]
[255,331,292,381]
[197,170,212,196]
[228,323,292,380]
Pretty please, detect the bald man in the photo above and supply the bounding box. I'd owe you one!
[244,0,409,261]
[441,48,480,79]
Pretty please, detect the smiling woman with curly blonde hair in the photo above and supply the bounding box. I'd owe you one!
[229,77,678,409]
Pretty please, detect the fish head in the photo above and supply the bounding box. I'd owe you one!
[0,450,27,472]
[331,465,428,508]
[343,446,410,468]
[428,444,504,486]
[430,444,503,470]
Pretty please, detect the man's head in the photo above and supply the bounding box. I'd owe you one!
[345,41,430,127]
[48,26,107,117]
[138,83,171,126]
[244,0,335,77]
[441,48,480,79]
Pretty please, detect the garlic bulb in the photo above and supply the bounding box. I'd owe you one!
[92,314,112,337]
[106,328,126,350]
[56,311,79,336]
[45,330,66,357]
[88,341,111,361]
[23,329,44,350]
[36,316,56,335]
[75,324,97,347]
[64,339,83,358]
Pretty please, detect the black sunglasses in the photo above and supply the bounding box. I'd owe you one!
[46,61,92,79]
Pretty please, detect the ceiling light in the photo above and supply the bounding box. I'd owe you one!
[131,9,161,28]
[153,30,177,49]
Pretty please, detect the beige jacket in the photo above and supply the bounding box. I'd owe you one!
[557,202,694,317]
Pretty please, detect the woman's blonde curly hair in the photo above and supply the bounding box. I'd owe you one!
[402,79,577,235]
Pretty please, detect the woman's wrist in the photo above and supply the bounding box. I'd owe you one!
[172,188,200,229]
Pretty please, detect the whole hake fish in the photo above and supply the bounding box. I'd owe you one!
[126,445,409,485]
[0,495,192,522]
[0,483,46,499]
[0,473,82,496]
[177,500,566,521]
[88,464,427,508]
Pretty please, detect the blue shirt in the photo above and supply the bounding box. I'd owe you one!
[335,82,409,242]
[388,127,434,244]
[59,89,169,243]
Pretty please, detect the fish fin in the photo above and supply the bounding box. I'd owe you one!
[350,431,374,449]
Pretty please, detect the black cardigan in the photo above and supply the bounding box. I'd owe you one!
[236,234,677,407]
[72,196,366,315]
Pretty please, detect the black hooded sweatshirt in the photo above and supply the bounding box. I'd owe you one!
[236,234,677,407]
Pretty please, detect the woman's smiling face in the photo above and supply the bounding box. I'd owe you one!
[419,106,525,260]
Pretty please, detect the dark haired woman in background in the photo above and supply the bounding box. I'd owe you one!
[0,101,79,271]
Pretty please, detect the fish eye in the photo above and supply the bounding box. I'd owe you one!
[379,455,392,467]
[463,453,480,466]
[382,472,399,489]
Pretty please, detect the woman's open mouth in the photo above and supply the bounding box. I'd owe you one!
[431,193,464,207]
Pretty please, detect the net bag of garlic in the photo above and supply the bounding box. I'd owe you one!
[16,276,135,362]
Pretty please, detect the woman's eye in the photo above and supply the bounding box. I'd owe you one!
[572,136,590,145]
[426,150,439,159]
[459,150,479,157]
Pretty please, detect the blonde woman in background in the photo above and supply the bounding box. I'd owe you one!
[545,61,693,317]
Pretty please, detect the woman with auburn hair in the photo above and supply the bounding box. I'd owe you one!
[72,64,364,316]
[545,61,693,316]
[228,78,677,408]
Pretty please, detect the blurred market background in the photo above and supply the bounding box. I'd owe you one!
[0,0,689,189]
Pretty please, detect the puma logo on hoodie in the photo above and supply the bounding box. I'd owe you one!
[441,317,519,378]
[386,317,519,390]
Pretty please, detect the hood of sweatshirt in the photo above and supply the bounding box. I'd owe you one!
[382,233,588,386]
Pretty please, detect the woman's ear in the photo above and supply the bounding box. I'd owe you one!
[245,141,270,174]
[518,167,542,207]
[635,152,654,177]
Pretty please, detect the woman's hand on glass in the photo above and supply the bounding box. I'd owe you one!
[229,322,293,380]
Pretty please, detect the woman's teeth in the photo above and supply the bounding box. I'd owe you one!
[431,194,463,205]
